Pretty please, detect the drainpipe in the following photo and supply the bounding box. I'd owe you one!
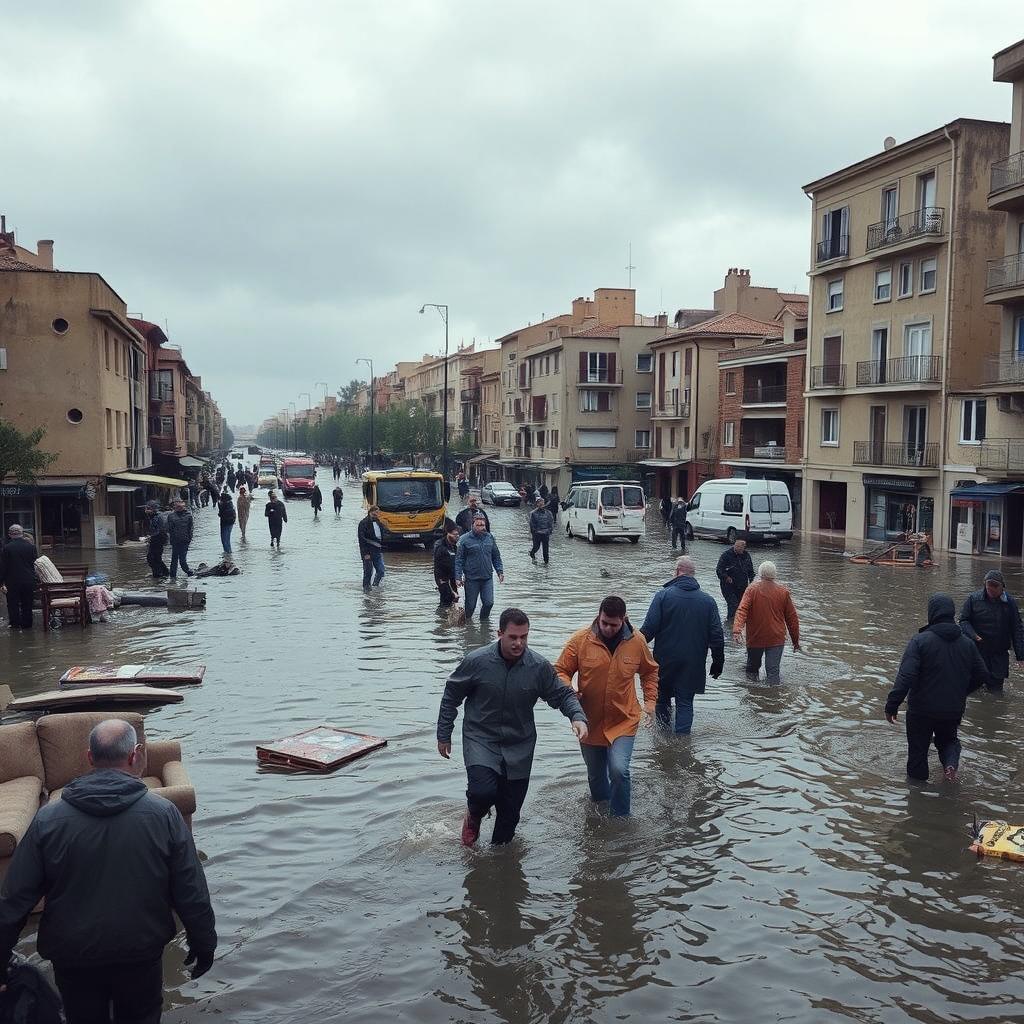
[939,123,958,553]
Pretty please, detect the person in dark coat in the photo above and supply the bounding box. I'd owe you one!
[716,538,754,620]
[640,556,724,734]
[165,499,195,578]
[226,467,237,493]
[217,490,236,554]
[958,569,1024,692]
[547,486,560,521]
[311,484,323,520]
[670,497,688,552]
[144,501,170,579]
[659,496,672,524]
[433,523,461,606]
[528,497,554,564]
[332,485,344,516]
[436,607,588,846]
[265,489,287,549]
[538,483,549,500]
[886,593,990,782]
[0,719,217,1020]
[0,524,39,628]
[457,473,470,500]
[215,465,225,488]
[357,505,385,588]
[455,496,490,536]
[187,478,200,510]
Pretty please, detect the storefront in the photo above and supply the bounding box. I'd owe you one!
[0,479,93,547]
[863,474,934,542]
[636,459,689,500]
[948,482,1024,557]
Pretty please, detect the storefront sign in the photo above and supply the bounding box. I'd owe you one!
[863,475,920,493]
[1,485,33,497]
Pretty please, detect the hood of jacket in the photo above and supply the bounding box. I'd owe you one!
[61,768,150,817]
[663,574,700,593]
[920,593,960,640]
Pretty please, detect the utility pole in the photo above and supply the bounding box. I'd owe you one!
[356,359,374,469]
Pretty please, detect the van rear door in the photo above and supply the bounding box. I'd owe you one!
[747,489,773,534]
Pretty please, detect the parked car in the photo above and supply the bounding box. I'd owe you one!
[481,481,522,507]
[257,467,279,489]
[563,480,646,544]
[686,478,793,543]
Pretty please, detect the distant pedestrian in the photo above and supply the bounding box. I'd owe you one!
[640,556,724,735]
[236,486,252,542]
[188,478,200,510]
[659,496,672,524]
[457,472,470,500]
[716,538,754,620]
[357,505,385,589]
[217,490,236,554]
[670,497,688,551]
[555,595,659,817]
[143,501,170,579]
[886,594,990,782]
[548,486,560,521]
[733,560,800,684]
[529,497,554,564]
[455,514,504,620]
[958,569,1024,692]
[539,483,549,500]
[433,523,461,606]
[215,465,225,489]
[0,524,39,629]
[311,484,323,520]
[166,498,195,578]
[265,489,287,549]
[455,496,490,535]
[332,485,344,515]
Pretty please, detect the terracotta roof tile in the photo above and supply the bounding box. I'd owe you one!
[570,324,621,338]
[673,308,718,329]
[0,253,46,272]
[670,312,784,340]
[779,292,809,303]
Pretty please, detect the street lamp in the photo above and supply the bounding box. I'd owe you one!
[288,401,297,451]
[356,357,374,469]
[419,303,449,482]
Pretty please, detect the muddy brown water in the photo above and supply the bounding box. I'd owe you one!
[3,471,1023,1023]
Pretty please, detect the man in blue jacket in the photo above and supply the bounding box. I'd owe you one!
[640,556,724,734]
[958,569,1024,692]
[455,514,504,620]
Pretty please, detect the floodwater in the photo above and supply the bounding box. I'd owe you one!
[4,470,1024,1024]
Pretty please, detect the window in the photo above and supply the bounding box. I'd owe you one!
[881,186,898,232]
[821,408,839,446]
[683,426,690,448]
[104,331,111,370]
[551,392,559,414]
[671,351,678,376]
[636,353,653,372]
[897,262,913,298]
[917,171,937,217]
[551,429,559,447]
[636,391,652,409]
[115,411,123,448]
[961,399,986,444]
[553,353,560,373]
[635,429,651,449]
[920,257,937,293]
[874,268,892,302]
[820,205,850,260]
[105,408,113,448]
[827,279,843,311]
[544,356,550,375]
[581,390,599,412]
[749,495,770,513]
[669,427,676,448]
[725,371,737,395]
[586,352,609,382]
[770,493,791,513]
[723,421,735,447]
[536,430,545,449]
[723,493,744,513]
[687,492,701,511]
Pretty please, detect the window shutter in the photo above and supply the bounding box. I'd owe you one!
[598,392,610,412]
[579,351,588,381]
[658,353,666,408]
[607,352,616,382]
[684,348,692,375]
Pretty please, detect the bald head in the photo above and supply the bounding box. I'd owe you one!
[88,719,141,772]
[675,555,696,577]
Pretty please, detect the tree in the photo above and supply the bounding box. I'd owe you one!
[0,419,57,483]
[223,422,235,450]
[450,429,478,458]
[338,379,366,410]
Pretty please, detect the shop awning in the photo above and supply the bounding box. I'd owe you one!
[466,452,500,466]
[949,482,1024,501]
[108,472,187,488]
[178,456,206,469]
[0,479,90,496]
[106,483,141,493]
[637,459,687,468]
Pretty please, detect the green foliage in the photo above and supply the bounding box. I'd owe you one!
[222,422,235,450]
[337,379,366,409]
[0,419,58,483]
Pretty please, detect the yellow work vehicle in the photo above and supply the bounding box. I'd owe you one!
[360,470,448,548]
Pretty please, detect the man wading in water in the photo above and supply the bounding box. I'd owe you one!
[436,607,588,846]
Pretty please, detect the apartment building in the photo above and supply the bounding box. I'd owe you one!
[475,361,502,478]
[803,118,1008,548]
[458,348,499,451]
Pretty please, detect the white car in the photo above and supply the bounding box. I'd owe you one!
[257,468,279,489]
[481,482,522,506]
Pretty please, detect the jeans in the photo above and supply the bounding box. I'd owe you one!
[55,957,163,1024]
[170,542,191,576]
[580,735,636,816]
[466,765,530,844]
[746,644,785,684]
[721,582,746,619]
[979,648,1009,691]
[5,585,34,628]
[463,577,495,618]
[362,550,385,588]
[529,533,550,563]
[655,679,695,734]
[671,527,686,550]
[220,522,233,553]
[147,536,169,578]
[905,712,962,781]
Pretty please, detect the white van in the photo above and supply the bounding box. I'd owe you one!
[687,479,793,543]
[564,480,646,543]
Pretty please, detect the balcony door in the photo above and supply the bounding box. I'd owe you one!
[871,327,888,384]
[821,207,849,260]
[917,171,936,222]
[881,186,898,234]
[903,406,927,465]
[822,335,842,385]
[869,405,886,465]
[904,323,931,381]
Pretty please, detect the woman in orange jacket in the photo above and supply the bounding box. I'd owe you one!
[732,560,801,684]
[554,595,659,816]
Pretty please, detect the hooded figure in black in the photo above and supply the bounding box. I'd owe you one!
[311,484,323,520]
[885,593,990,782]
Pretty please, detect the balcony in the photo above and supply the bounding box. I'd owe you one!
[652,398,690,419]
[514,409,526,423]
[984,353,1024,385]
[150,387,174,404]
[815,234,849,265]
[742,384,787,405]
[736,442,790,462]
[989,152,1024,211]
[576,368,624,387]
[865,207,945,254]
[528,398,548,422]
[460,387,480,402]
[985,253,1024,303]
[626,448,654,464]
[978,439,1024,473]
[853,441,939,469]
[855,355,942,387]
[810,365,847,389]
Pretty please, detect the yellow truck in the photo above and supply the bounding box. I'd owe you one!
[360,470,447,548]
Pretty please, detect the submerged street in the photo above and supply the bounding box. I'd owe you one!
[3,470,1024,1024]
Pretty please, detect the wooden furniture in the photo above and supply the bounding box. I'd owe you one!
[35,561,90,632]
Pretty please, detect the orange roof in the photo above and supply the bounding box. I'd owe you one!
[570,324,621,338]
[0,253,45,272]
[779,292,808,303]
[668,312,784,340]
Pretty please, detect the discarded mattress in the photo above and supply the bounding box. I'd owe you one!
[194,562,240,578]
[970,820,1024,862]
[256,726,387,773]
[59,664,206,688]
[8,685,185,713]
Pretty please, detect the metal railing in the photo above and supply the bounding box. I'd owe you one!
[866,207,944,251]
[979,439,1024,473]
[853,441,938,468]
[742,384,787,404]
[984,353,1024,384]
[738,442,788,461]
[991,151,1024,195]
[810,364,846,389]
[986,253,1024,293]
[855,355,942,386]
[652,400,690,419]
[626,448,653,463]
[513,410,526,423]
[149,386,174,402]
[815,234,849,263]
[576,368,624,385]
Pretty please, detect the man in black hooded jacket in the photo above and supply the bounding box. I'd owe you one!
[885,593,990,782]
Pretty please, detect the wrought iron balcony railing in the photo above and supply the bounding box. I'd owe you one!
[810,364,846,389]
[991,151,1024,195]
[815,234,849,264]
[742,384,787,404]
[853,441,938,468]
[986,253,1024,293]
[855,355,942,386]
[866,207,944,251]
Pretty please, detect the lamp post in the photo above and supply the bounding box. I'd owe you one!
[299,392,311,452]
[419,303,449,482]
[356,357,374,469]
[288,401,297,451]
[315,381,328,422]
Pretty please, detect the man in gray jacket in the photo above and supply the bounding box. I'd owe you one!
[437,607,589,846]
[455,514,504,620]
[528,497,554,564]
[165,498,195,578]
[0,719,216,1023]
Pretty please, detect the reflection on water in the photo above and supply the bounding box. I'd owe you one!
[4,473,1024,1023]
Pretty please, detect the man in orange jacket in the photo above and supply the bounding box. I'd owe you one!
[732,560,800,684]
[555,595,660,816]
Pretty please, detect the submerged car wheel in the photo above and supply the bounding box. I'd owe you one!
[587,525,597,544]
[629,536,639,544]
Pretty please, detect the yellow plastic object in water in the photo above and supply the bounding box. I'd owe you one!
[970,821,1024,862]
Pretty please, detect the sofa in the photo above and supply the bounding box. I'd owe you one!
[0,711,196,882]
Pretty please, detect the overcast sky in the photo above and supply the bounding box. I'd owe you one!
[3,2,1019,426]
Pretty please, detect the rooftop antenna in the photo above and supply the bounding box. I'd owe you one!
[625,242,636,288]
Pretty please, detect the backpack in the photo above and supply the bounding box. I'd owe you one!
[0,956,63,1024]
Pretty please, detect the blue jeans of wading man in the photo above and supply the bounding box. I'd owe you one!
[170,542,192,577]
[463,577,494,619]
[580,735,636,816]
[220,522,233,554]
[656,677,695,734]
[362,551,385,588]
